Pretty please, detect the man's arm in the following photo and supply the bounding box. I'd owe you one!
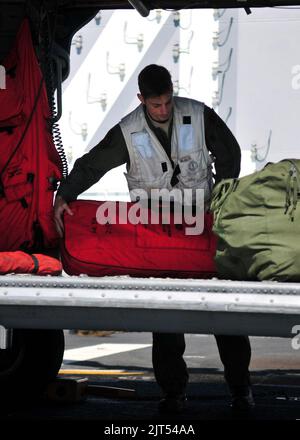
[204,106,241,183]
[57,124,129,202]
[54,124,129,237]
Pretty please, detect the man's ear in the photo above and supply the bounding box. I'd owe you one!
[137,93,145,104]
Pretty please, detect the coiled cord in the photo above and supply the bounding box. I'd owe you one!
[52,116,68,178]
[40,3,68,178]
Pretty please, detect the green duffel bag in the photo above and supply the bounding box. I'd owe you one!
[210,159,300,281]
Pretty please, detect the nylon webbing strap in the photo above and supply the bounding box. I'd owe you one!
[29,254,39,274]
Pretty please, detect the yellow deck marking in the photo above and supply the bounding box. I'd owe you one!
[59,369,144,376]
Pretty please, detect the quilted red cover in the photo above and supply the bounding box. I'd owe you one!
[60,200,217,279]
[0,19,62,251]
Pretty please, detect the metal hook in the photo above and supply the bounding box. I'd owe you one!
[86,73,107,111]
[68,111,88,141]
[106,52,126,82]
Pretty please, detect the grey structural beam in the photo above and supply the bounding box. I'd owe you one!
[0,275,299,337]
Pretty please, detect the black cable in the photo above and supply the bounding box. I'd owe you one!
[41,0,68,178]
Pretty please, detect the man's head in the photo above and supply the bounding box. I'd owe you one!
[137,64,173,123]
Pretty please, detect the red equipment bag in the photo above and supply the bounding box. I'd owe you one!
[60,200,217,278]
[0,19,62,252]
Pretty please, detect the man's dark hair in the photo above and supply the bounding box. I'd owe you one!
[138,64,173,99]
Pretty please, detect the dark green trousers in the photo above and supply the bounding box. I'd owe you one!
[152,333,251,395]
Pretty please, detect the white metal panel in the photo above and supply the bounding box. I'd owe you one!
[0,275,299,336]
[217,8,300,174]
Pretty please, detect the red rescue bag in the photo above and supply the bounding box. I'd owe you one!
[0,19,63,252]
[60,200,217,278]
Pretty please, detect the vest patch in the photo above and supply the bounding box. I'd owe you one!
[183,115,191,124]
[161,162,168,172]
[179,124,194,151]
[131,131,152,158]
[188,160,199,172]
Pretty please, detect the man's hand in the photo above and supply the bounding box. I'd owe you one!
[54,195,74,238]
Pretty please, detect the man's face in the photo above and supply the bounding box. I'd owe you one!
[138,92,173,123]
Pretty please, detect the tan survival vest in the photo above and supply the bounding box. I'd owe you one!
[119,96,213,205]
